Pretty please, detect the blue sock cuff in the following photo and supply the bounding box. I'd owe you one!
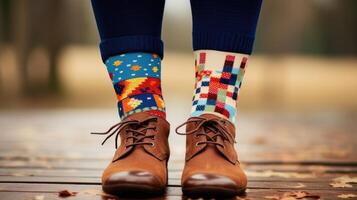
[193,32,255,55]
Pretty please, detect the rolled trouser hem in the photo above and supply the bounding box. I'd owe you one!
[100,35,164,62]
[192,32,255,55]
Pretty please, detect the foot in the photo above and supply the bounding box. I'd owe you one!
[176,113,247,198]
[92,112,170,196]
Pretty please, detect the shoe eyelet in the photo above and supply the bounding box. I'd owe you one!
[195,142,200,146]
[151,142,155,147]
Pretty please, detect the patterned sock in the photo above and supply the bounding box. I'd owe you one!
[191,50,248,123]
[105,52,165,119]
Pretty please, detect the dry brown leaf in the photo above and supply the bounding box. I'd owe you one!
[58,190,77,197]
[337,194,357,199]
[330,175,357,188]
[330,182,353,188]
[334,176,357,184]
[246,170,314,178]
[289,191,320,199]
[264,191,320,200]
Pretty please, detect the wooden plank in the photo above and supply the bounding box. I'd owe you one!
[0,178,356,192]
[1,177,356,191]
[0,183,182,199]
[1,170,356,182]
[0,192,182,200]
[1,158,356,171]
[0,183,356,200]
[0,165,351,175]
[242,189,357,200]
[1,165,356,179]
[1,160,357,172]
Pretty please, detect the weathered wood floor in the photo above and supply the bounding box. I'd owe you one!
[0,110,356,199]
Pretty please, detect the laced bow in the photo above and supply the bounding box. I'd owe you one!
[175,117,235,148]
[91,117,158,149]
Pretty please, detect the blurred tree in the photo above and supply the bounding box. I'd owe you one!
[11,0,65,95]
[314,0,357,55]
[8,0,94,95]
[254,0,357,55]
[0,0,11,42]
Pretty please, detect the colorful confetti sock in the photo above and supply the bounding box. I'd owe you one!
[191,50,248,123]
[105,52,165,119]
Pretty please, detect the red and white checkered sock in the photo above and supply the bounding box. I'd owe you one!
[191,50,249,123]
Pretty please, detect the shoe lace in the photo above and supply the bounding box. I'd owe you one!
[91,117,158,149]
[175,117,235,148]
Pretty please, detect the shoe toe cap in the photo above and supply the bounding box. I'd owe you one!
[183,173,242,190]
[103,170,165,195]
[104,170,162,187]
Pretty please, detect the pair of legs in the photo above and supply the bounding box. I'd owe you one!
[91,0,262,197]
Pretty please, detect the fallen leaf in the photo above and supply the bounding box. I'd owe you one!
[289,191,319,199]
[58,190,77,197]
[292,183,305,188]
[264,191,320,200]
[246,170,314,178]
[334,176,357,183]
[330,176,357,188]
[330,182,353,188]
[338,194,357,199]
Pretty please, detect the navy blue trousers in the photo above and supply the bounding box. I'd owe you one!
[91,0,262,61]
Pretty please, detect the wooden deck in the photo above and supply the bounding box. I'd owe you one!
[0,110,356,199]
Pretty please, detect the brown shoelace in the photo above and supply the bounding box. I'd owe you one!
[91,117,158,149]
[175,117,235,148]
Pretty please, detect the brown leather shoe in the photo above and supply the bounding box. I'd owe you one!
[92,112,170,196]
[176,113,247,197]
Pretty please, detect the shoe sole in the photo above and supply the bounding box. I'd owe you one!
[183,186,246,198]
[103,183,165,197]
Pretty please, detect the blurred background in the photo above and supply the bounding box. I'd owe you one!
[0,0,357,114]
